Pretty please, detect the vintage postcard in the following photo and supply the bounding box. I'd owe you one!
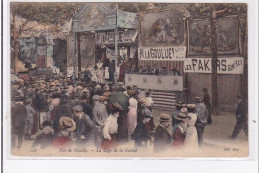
[3,1,257,160]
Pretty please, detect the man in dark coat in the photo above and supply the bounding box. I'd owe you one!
[118,61,127,82]
[194,97,209,146]
[11,95,27,149]
[35,90,48,112]
[133,104,152,148]
[154,113,172,153]
[32,121,54,149]
[53,95,71,135]
[230,96,248,139]
[202,88,212,124]
[108,60,115,83]
[73,105,97,146]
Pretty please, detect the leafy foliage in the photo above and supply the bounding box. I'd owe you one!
[10,2,85,25]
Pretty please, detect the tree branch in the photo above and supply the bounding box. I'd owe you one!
[22,23,39,32]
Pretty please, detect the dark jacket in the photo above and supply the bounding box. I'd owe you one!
[133,122,149,146]
[73,113,96,140]
[35,93,48,112]
[154,125,172,152]
[108,61,115,73]
[203,93,211,108]
[71,100,92,119]
[32,133,54,149]
[53,104,71,132]
[11,103,27,133]
[236,101,247,120]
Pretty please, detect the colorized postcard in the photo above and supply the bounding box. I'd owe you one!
[4,1,256,159]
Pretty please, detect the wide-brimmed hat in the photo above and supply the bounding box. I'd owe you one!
[99,96,106,102]
[59,117,76,132]
[160,113,170,122]
[111,102,123,111]
[82,88,89,93]
[76,85,83,90]
[95,85,102,89]
[117,82,124,86]
[174,112,190,121]
[187,104,196,108]
[176,101,184,107]
[193,96,202,102]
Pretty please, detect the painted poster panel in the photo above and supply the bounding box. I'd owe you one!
[73,4,117,32]
[18,37,37,63]
[184,57,243,74]
[140,10,185,45]
[67,34,76,67]
[117,10,138,29]
[138,46,186,61]
[79,35,95,68]
[188,17,239,55]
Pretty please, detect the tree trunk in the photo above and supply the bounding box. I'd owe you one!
[242,14,248,110]
[210,5,219,115]
[12,13,19,75]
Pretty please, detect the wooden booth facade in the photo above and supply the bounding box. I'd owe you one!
[67,4,139,78]
[137,7,247,107]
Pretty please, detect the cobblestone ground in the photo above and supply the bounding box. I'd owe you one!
[11,109,249,157]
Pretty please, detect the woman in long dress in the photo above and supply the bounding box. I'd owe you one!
[127,93,138,140]
[185,104,198,149]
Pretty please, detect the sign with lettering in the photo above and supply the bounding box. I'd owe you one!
[138,46,186,61]
[95,30,138,45]
[125,74,183,91]
[184,57,244,74]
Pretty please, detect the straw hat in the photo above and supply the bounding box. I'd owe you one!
[160,113,170,122]
[59,117,76,132]
[174,112,190,121]
[112,102,123,111]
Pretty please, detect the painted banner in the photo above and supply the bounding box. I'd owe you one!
[117,10,138,29]
[188,17,239,55]
[19,37,37,63]
[138,46,186,61]
[106,48,115,60]
[184,57,244,74]
[140,10,185,45]
[73,4,117,32]
[125,73,183,91]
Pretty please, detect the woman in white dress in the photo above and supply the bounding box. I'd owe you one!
[185,104,199,149]
[127,89,138,139]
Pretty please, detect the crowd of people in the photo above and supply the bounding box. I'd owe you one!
[11,65,246,153]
